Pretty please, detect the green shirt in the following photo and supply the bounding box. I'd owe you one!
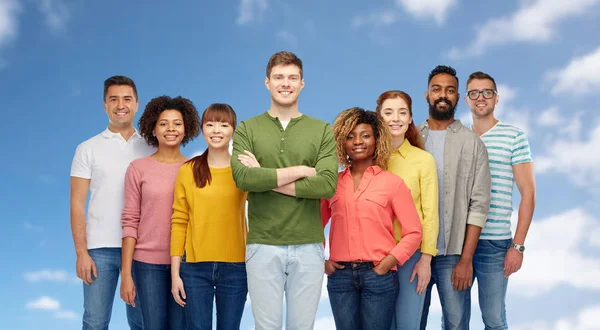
[231,112,338,245]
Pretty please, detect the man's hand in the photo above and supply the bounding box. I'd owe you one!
[410,254,432,294]
[120,275,136,307]
[238,150,261,168]
[76,252,97,285]
[504,248,523,277]
[373,254,398,275]
[325,260,345,275]
[451,258,473,291]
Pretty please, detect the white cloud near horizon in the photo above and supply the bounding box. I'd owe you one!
[26,296,60,310]
[509,208,600,296]
[237,0,268,25]
[24,269,68,282]
[547,46,600,96]
[448,0,600,59]
[513,304,600,330]
[55,310,78,320]
[535,121,600,187]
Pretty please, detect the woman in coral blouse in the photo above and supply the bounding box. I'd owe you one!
[376,90,439,330]
[321,107,422,330]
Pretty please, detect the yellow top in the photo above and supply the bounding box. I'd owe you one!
[388,139,439,256]
[171,163,247,262]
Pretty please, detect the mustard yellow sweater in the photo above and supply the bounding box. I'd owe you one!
[170,163,247,262]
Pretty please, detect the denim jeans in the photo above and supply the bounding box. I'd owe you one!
[473,239,511,330]
[132,260,186,330]
[246,243,324,330]
[180,261,248,330]
[327,261,398,330]
[421,254,471,330]
[82,248,143,330]
[391,250,426,330]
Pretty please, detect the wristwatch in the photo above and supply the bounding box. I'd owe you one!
[512,243,525,253]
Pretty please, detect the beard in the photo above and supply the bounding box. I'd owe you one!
[428,97,457,121]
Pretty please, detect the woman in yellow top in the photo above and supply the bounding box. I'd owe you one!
[170,103,248,330]
[376,90,439,330]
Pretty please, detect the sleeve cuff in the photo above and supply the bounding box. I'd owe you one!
[420,244,438,256]
[467,212,487,228]
[122,227,138,240]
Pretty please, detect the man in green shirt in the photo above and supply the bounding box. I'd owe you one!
[232,51,337,330]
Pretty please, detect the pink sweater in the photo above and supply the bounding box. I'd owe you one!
[122,156,186,264]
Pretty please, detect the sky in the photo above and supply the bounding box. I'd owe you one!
[1,0,599,329]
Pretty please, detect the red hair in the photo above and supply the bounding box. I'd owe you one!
[376,90,424,150]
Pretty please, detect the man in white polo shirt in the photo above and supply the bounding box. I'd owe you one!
[70,76,154,330]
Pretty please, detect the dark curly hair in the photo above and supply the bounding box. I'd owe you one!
[332,107,392,169]
[138,96,201,147]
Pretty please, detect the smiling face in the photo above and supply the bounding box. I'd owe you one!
[202,120,234,150]
[345,123,376,165]
[379,97,412,139]
[425,73,459,121]
[104,85,139,129]
[153,109,185,148]
[265,64,305,108]
[465,78,499,118]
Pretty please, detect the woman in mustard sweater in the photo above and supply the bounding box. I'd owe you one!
[170,103,248,330]
[376,90,440,330]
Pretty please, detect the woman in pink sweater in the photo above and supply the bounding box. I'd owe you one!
[120,96,200,330]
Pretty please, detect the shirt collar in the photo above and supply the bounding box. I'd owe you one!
[421,119,463,133]
[394,138,412,158]
[341,165,383,177]
[100,128,142,139]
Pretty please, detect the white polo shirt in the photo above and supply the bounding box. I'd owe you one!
[70,128,155,249]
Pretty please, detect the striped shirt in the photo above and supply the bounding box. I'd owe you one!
[478,121,532,239]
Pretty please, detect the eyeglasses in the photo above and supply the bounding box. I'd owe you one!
[466,89,497,100]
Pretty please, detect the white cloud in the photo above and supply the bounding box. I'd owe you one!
[513,305,600,330]
[24,269,68,282]
[55,310,78,320]
[276,30,297,47]
[351,9,399,29]
[535,123,600,186]
[237,0,268,25]
[313,316,336,330]
[26,296,61,310]
[0,0,20,47]
[24,221,44,231]
[448,0,600,59]
[509,208,600,296]
[547,46,600,95]
[38,0,71,34]
[396,0,457,24]
[538,107,561,127]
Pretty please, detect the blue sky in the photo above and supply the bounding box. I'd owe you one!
[1,0,600,329]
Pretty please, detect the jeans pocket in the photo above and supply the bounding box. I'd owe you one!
[245,244,262,263]
[487,239,512,251]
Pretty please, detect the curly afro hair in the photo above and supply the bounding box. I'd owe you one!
[138,96,201,147]
[332,107,392,169]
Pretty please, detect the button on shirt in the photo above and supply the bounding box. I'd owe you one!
[321,166,422,268]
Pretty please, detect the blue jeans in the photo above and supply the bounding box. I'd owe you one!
[421,254,471,330]
[246,243,324,330]
[391,250,426,330]
[473,239,511,330]
[132,260,186,330]
[327,262,398,330]
[82,248,143,330]
[180,261,247,330]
